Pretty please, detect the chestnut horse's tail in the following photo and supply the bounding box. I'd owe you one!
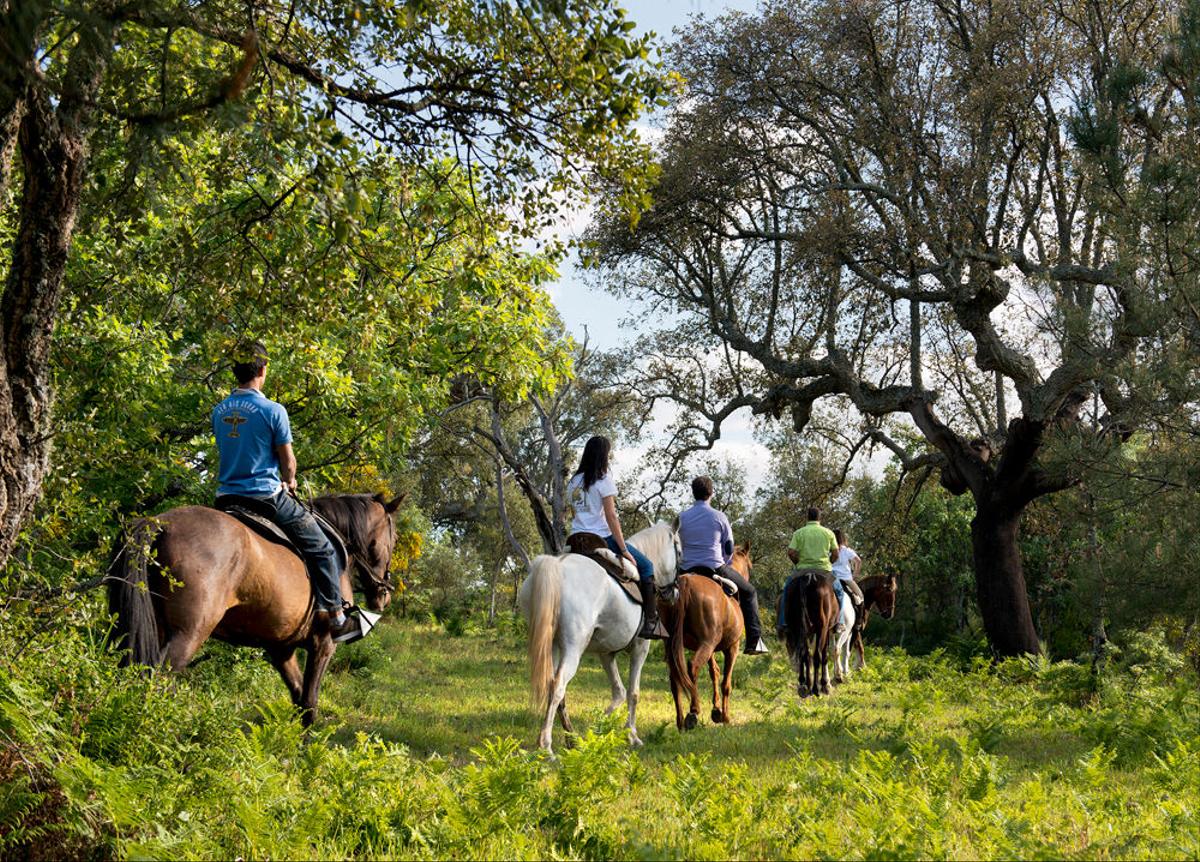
[666,578,691,689]
[527,554,563,711]
[107,518,165,667]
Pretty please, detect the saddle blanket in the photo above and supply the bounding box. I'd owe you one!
[565,532,642,605]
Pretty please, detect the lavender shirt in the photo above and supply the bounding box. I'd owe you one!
[678,500,734,571]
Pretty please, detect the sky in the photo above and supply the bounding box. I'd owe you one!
[547,0,770,500]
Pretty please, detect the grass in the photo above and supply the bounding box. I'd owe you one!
[3,614,1199,859]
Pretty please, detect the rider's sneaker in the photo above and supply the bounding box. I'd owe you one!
[329,611,362,643]
[745,636,770,656]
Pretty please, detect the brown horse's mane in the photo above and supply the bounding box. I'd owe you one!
[310,493,387,548]
[858,573,888,590]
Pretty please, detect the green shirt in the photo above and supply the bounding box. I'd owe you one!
[788,521,838,572]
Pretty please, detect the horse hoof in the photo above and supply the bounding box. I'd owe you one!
[684,712,698,731]
[628,731,644,748]
[563,733,577,750]
[711,708,725,724]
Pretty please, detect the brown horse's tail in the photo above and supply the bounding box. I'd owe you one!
[107,519,165,667]
[666,579,691,686]
[526,554,562,711]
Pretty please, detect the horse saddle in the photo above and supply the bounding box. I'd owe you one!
[565,532,642,605]
[214,495,348,575]
[682,565,739,597]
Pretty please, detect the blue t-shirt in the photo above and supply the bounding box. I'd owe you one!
[211,389,292,497]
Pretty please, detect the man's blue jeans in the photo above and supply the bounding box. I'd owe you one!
[605,535,654,583]
[251,490,343,612]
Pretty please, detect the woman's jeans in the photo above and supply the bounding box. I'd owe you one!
[605,535,654,583]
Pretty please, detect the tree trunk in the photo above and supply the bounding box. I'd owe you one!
[970,505,1041,656]
[0,11,110,569]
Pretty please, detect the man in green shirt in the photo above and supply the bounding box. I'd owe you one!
[777,507,839,634]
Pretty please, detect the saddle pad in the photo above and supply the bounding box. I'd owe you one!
[566,533,640,581]
[610,568,642,605]
[563,551,643,605]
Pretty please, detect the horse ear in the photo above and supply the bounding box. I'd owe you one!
[384,493,406,514]
[744,539,752,553]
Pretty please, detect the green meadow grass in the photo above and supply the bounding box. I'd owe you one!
[3,617,1198,859]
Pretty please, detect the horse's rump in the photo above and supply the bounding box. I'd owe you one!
[110,507,320,657]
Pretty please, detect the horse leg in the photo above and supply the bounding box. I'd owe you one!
[687,641,716,728]
[708,655,721,723]
[853,629,866,670]
[720,647,737,724]
[795,629,810,697]
[162,625,211,672]
[817,625,832,695]
[299,636,336,728]
[600,652,627,716]
[557,696,576,748]
[625,638,651,747]
[266,646,303,706]
[538,645,582,755]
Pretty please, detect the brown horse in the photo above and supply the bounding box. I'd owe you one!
[782,570,839,696]
[658,544,751,730]
[850,573,898,670]
[107,493,403,725]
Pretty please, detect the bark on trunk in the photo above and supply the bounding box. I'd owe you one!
[970,506,1041,656]
[0,14,111,568]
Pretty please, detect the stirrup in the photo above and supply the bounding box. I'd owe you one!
[745,637,770,656]
[640,617,669,640]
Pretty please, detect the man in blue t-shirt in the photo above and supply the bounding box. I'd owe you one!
[211,341,358,642]
[678,476,768,655]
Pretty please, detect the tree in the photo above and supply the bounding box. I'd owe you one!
[0,0,667,569]
[592,0,1200,654]
[435,338,635,555]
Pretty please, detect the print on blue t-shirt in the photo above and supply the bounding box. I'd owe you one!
[211,389,293,496]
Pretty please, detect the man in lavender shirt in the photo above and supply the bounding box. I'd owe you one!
[678,476,769,656]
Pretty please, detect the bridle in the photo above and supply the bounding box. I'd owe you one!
[310,499,395,598]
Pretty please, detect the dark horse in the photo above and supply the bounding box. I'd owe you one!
[781,570,839,696]
[107,493,403,725]
[658,544,752,730]
[850,573,898,670]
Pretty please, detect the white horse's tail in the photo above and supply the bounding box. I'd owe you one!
[527,554,563,711]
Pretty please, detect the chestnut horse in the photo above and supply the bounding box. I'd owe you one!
[850,573,899,669]
[107,493,403,725]
[658,544,753,730]
[781,570,838,696]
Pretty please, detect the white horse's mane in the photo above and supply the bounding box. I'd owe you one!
[627,520,677,586]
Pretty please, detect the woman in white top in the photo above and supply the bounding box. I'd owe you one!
[566,435,666,639]
[832,529,865,605]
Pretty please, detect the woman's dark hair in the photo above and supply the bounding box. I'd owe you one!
[574,435,611,490]
[834,528,846,545]
[232,340,268,385]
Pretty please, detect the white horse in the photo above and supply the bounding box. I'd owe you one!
[832,587,856,683]
[517,521,677,755]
